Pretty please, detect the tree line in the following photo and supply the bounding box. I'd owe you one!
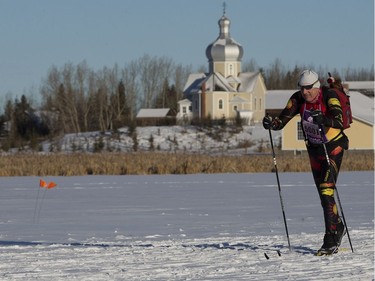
[0,54,373,149]
[242,58,374,90]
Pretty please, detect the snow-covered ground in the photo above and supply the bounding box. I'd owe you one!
[0,171,373,280]
[53,124,281,154]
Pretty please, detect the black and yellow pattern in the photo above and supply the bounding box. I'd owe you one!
[272,87,349,234]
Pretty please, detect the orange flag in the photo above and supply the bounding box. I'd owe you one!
[40,179,57,189]
[47,182,57,189]
[40,179,47,188]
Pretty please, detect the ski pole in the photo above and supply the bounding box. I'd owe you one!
[268,128,291,250]
[322,142,354,252]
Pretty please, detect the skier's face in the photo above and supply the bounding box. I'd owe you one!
[301,87,320,103]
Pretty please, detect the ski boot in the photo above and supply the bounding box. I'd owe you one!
[316,223,346,256]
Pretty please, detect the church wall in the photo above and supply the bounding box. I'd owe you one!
[211,62,241,78]
[250,77,266,122]
[212,63,225,77]
[207,92,226,119]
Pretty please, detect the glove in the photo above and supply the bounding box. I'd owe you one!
[311,110,325,125]
[263,115,282,130]
[262,115,273,130]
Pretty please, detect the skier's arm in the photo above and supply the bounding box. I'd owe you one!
[323,89,344,129]
[272,92,302,130]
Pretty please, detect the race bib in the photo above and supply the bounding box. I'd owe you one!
[302,110,327,144]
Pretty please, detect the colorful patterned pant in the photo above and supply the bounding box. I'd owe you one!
[307,135,349,234]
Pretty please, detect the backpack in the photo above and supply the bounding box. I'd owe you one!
[325,73,353,129]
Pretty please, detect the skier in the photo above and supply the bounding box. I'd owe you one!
[262,70,348,255]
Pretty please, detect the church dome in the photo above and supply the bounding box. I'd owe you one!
[205,14,244,62]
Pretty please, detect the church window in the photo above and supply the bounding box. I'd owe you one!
[228,64,234,75]
[219,99,223,109]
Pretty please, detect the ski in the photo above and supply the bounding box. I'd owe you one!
[315,247,349,256]
[315,247,338,256]
[264,250,282,260]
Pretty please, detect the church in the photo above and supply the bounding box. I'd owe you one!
[177,10,266,125]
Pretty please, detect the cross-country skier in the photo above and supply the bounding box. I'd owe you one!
[262,69,348,255]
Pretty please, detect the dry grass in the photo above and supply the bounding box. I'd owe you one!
[0,150,373,177]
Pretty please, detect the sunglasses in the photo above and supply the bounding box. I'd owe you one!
[300,80,318,90]
[300,84,314,90]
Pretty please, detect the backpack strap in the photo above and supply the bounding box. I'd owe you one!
[321,86,331,107]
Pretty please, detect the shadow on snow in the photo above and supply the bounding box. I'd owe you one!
[0,240,316,255]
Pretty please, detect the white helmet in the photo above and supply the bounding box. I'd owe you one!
[298,70,320,88]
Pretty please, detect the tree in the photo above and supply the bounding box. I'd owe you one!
[155,78,169,108]
[173,63,192,102]
[94,73,111,132]
[242,58,259,72]
[137,55,174,109]
[6,95,50,146]
[121,61,139,122]
[111,80,130,130]
[266,58,284,89]
[14,95,31,138]
[75,61,92,132]
[2,99,15,146]
[154,79,179,113]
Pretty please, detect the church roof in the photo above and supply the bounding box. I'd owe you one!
[177,98,191,105]
[227,75,242,84]
[204,72,237,92]
[237,72,261,92]
[183,73,206,93]
[183,72,262,95]
[229,96,248,103]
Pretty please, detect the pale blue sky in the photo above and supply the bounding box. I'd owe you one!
[0,0,373,106]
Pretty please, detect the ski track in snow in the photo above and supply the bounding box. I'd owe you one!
[0,172,373,280]
[0,231,373,281]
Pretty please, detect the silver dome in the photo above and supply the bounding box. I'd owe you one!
[206,15,244,62]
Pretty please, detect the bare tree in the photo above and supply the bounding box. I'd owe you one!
[265,58,285,90]
[94,67,112,131]
[137,55,174,109]
[121,62,139,121]
[75,61,93,132]
[242,58,259,72]
[173,63,192,101]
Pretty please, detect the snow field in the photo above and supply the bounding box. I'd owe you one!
[0,172,373,280]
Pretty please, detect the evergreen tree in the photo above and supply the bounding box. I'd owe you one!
[14,95,31,139]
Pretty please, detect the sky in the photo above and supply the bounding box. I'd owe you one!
[0,0,373,107]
